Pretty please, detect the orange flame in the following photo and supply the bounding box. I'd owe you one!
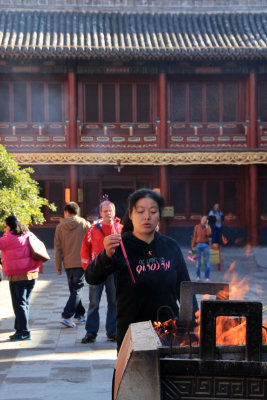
[153,318,198,346]
[221,234,228,244]
[154,259,267,347]
[214,257,266,345]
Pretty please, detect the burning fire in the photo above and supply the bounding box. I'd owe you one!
[154,318,198,346]
[216,259,267,345]
[221,234,228,244]
[154,257,267,346]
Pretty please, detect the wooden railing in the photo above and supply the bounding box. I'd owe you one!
[167,121,248,149]
[78,121,159,149]
[258,120,267,148]
[1,118,266,150]
[0,121,68,149]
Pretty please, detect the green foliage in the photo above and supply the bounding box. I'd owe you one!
[0,145,56,227]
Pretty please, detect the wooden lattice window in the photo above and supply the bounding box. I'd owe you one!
[170,178,238,221]
[31,83,45,122]
[83,81,151,123]
[170,81,241,123]
[0,80,64,123]
[224,181,237,215]
[48,84,62,122]
[14,83,27,122]
[259,82,267,121]
[171,181,186,214]
[206,181,220,212]
[120,84,132,122]
[85,84,99,122]
[0,83,9,122]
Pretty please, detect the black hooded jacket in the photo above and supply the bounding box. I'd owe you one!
[85,231,198,348]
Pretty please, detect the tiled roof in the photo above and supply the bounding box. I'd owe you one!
[0,11,267,59]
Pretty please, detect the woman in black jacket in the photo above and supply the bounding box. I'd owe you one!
[85,188,198,350]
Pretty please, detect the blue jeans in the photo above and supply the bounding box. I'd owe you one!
[9,279,36,335]
[196,243,210,279]
[85,274,116,338]
[62,268,85,319]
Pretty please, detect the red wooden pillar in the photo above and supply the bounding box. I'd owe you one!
[158,73,168,234]
[68,72,77,149]
[159,166,168,202]
[248,164,259,246]
[248,73,259,245]
[249,72,257,148]
[158,72,167,201]
[158,72,167,150]
[68,72,77,202]
[70,164,78,203]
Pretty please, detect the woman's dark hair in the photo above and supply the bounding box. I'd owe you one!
[5,216,28,235]
[122,189,164,233]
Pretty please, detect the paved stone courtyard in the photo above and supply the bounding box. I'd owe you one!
[0,246,266,400]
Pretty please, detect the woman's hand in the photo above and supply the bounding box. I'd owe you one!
[104,234,121,258]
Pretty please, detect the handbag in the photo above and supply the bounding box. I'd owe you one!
[28,233,50,262]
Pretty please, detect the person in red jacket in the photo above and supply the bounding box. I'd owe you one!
[80,198,123,343]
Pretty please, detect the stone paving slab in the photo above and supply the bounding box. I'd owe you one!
[0,257,117,400]
[0,246,267,400]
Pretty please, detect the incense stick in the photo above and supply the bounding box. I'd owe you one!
[112,219,136,284]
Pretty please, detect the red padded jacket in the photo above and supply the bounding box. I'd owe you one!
[80,217,122,270]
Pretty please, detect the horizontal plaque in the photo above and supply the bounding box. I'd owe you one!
[161,206,174,218]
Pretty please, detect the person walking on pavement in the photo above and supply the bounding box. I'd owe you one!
[80,197,123,343]
[191,215,211,281]
[54,201,90,328]
[0,216,41,341]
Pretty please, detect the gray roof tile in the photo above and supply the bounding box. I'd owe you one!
[0,11,266,59]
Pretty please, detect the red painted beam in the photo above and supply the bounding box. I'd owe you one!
[249,72,257,149]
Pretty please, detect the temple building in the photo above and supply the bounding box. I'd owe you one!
[0,0,267,246]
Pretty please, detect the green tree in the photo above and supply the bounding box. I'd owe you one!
[0,145,56,227]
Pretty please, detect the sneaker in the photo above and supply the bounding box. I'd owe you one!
[107,336,116,342]
[74,315,86,325]
[81,333,96,343]
[10,333,31,341]
[196,276,200,281]
[60,318,76,328]
[206,278,211,282]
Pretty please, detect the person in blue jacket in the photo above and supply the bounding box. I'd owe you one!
[208,203,224,245]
